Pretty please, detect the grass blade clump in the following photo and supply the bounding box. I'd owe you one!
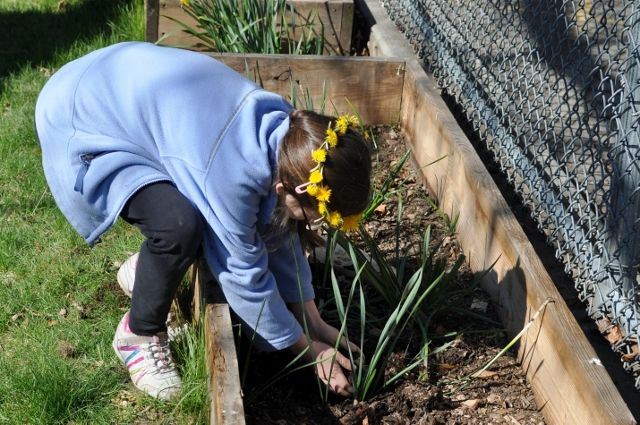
[170,0,325,54]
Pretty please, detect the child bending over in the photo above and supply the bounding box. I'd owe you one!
[35,42,372,400]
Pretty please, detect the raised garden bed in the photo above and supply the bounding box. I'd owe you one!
[146,2,637,423]
[179,51,634,424]
[239,124,546,424]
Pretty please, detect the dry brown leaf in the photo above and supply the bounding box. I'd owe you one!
[438,362,457,371]
[605,325,624,345]
[596,317,612,334]
[58,308,68,317]
[473,370,498,379]
[461,399,481,410]
[374,204,387,215]
[486,393,502,405]
[621,344,640,362]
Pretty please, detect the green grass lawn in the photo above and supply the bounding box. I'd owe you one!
[0,1,208,423]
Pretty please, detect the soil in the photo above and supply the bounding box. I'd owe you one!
[239,126,546,425]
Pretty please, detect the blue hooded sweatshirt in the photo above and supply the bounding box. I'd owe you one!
[35,42,313,350]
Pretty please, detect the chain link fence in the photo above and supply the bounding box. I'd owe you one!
[380,0,640,388]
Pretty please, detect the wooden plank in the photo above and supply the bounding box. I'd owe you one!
[147,0,353,54]
[206,53,404,124]
[360,0,637,424]
[155,0,203,50]
[195,260,246,425]
[205,302,245,425]
[284,0,354,54]
[339,1,355,55]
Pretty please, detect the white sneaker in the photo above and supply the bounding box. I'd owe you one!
[117,253,138,298]
[112,311,182,401]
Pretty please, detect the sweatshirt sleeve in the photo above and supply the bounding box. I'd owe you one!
[205,229,303,350]
[200,92,302,350]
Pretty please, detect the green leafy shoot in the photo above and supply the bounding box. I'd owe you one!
[427,197,460,237]
[168,0,325,55]
[328,227,461,401]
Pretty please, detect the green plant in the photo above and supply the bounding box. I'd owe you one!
[170,0,325,54]
[320,227,463,401]
[304,133,470,401]
[169,318,210,422]
[427,197,460,237]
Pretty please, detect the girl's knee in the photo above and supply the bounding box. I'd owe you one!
[149,207,204,255]
[173,207,204,248]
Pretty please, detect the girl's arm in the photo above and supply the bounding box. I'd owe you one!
[289,300,360,354]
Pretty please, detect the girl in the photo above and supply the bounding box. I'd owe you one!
[35,42,372,400]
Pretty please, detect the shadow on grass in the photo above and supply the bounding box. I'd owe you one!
[0,0,134,89]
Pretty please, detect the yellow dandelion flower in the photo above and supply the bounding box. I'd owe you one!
[311,148,327,163]
[306,183,319,197]
[328,211,343,228]
[336,116,349,135]
[180,0,190,5]
[309,169,323,184]
[347,115,360,127]
[341,213,362,233]
[318,202,328,216]
[325,127,338,148]
[315,185,331,203]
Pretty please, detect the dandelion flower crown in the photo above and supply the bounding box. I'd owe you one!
[294,115,364,233]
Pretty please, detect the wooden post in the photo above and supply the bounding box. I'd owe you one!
[144,0,160,44]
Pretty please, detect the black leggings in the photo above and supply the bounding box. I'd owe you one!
[120,182,204,335]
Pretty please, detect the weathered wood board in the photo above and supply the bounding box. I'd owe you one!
[193,260,246,425]
[359,0,637,424]
[207,53,404,124]
[145,0,354,54]
[205,301,245,425]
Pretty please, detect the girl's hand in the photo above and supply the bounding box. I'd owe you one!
[290,335,354,396]
[311,340,354,396]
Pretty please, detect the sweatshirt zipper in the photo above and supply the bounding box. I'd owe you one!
[74,153,98,194]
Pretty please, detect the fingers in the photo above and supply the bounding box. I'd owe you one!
[316,349,354,396]
[335,351,353,372]
[332,380,353,397]
[318,363,353,396]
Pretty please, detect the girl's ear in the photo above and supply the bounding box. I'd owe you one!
[275,181,285,195]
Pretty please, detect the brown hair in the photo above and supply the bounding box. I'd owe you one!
[274,110,372,245]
